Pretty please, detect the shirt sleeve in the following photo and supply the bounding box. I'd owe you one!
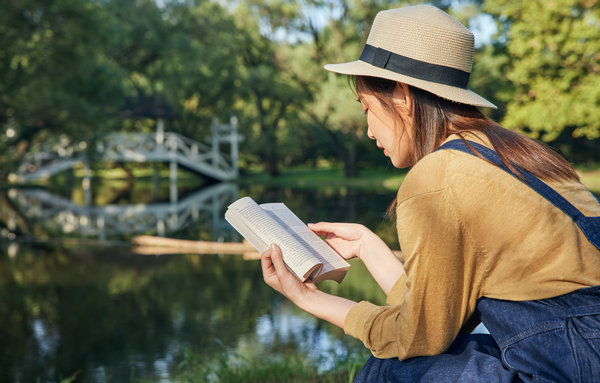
[385,274,408,306]
[343,163,485,359]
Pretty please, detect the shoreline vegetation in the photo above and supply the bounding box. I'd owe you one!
[54,346,368,383]
[170,346,368,383]
[4,163,600,194]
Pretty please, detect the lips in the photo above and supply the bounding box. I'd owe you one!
[377,145,388,157]
[376,143,389,157]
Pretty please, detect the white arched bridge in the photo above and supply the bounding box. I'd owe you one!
[9,118,242,183]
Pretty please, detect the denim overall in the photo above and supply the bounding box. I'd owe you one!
[354,140,600,383]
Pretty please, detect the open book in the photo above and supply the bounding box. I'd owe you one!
[224,196,350,283]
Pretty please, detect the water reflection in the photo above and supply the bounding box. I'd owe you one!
[0,182,396,382]
[6,182,238,242]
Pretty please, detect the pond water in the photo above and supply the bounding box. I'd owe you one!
[0,178,398,382]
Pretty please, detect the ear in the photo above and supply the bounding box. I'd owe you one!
[393,82,413,114]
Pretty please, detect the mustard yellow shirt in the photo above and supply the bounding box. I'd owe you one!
[344,134,600,360]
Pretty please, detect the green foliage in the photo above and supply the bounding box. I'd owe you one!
[484,0,600,141]
[2,0,600,181]
[0,0,126,177]
[0,0,247,180]
[174,345,366,383]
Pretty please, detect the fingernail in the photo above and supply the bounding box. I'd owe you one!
[271,244,277,251]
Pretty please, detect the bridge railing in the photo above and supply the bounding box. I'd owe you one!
[12,135,86,180]
[7,182,239,241]
[9,118,241,183]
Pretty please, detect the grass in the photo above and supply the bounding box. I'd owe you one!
[45,348,366,383]
[171,347,368,383]
[239,164,600,194]
[239,166,407,191]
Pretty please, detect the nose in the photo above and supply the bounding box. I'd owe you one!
[367,126,375,140]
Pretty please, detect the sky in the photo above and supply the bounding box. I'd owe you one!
[272,1,498,48]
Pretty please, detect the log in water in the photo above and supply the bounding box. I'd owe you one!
[131,235,262,259]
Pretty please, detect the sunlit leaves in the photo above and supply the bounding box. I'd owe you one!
[485,0,600,141]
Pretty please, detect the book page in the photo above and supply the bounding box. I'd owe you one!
[225,197,319,279]
[260,203,350,274]
[224,208,269,253]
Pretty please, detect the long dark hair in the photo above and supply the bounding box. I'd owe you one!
[353,75,579,214]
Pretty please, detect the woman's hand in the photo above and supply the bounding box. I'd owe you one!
[309,221,405,295]
[261,244,357,329]
[307,222,371,260]
[261,244,317,304]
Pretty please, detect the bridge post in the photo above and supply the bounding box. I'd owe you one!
[83,160,92,207]
[152,163,159,201]
[168,133,178,203]
[230,116,239,178]
[211,117,219,167]
[97,215,106,242]
[156,118,165,145]
[170,169,178,203]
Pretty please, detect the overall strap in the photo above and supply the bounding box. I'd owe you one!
[437,140,600,250]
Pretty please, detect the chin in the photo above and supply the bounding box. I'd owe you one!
[391,157,413,169]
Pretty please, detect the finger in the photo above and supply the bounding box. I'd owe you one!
[261,248,273,273]
[269,244,287,273]
[308,222,340,236]
[261,248,283,293]
[270,244,301,282]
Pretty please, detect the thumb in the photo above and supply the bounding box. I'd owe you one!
[270,244,299,281]
[269,244,287,271]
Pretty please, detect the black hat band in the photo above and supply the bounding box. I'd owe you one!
[359,44,471,89]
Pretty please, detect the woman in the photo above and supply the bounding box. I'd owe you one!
[261,5,600,382]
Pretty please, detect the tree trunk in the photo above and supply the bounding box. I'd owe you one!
[265,142,280,177]
[264,120,280,176]
[255,93,280,177]
[344,132,358,178]
[328,130,358,178]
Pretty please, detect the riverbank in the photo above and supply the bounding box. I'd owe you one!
[4,163,599,194]
[239,166,407,191]
[239,164,600,195]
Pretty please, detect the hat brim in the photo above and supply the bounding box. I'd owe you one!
[324,60,496,109]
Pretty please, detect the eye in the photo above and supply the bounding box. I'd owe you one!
[356,98,368,115]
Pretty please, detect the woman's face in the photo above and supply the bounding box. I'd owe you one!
[359,83,414,168]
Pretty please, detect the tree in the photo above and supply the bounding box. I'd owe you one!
[288,0,470,177]
[484,0,600,142]
[0,0,247,181]
[100,0,244,140]
[0,0,127,180]
[281,0,407,177]
[230,1,311,176]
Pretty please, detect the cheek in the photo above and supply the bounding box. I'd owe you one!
[367,114,379,130]
[387,125,415,167]
[368,114,394,140]
[395,136,416,168]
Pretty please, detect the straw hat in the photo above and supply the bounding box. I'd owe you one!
[324,5,496,109]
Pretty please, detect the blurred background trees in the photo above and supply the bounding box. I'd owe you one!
[1,0,598,181]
